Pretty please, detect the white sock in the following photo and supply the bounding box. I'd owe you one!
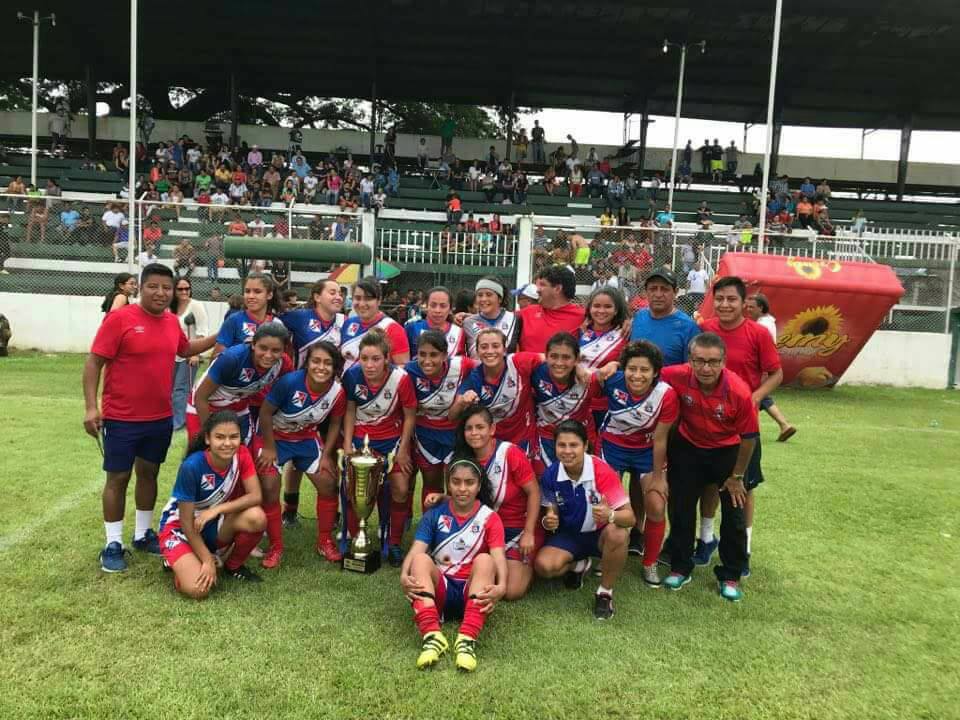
[134,510,154,540]
[746,526,753,555]
[104,521,123,546]
[572,559,589,573]
[699,516,715,543]
[597,585,613,597]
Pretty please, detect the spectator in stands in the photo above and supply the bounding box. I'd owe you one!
[440,117,456,155]
[331,215,352,242]
[176,165,194,198]
[709,139,724,183]
[815,199,833,236]
[194,167,213,196]
[649,172,661,202]
[213,163,232,189]
[566,164,583,198]
[360,174,375,209]
[143,216,163,248]
[486,145,500,173]
[513,170,529,204]
[587,164,605,198]
[515,128,529,165]
[249,213,267,237]
[6,176,26,210]
[697,200,713,223]
[59,202,81,240]
[100,202,125,242]
[599,207,616,227]
[186,144,201,172]
[799,177,816,199]
[696,139,710,176]
[100,272,138,313]
[279,178,297,206]
[261,165,281,199]
[531,120,546,163]
[246,144,263,169]
[112,219,131,263]
[204,234,224,281]
[227,212,248,236]
[542,165,558,196]
[607,174,625,210]
[851,209,867,236]
[725,141,739,176]
[566,134,580,164]
[816,178,832,200]
[168,184,185,220]
[795,196,815,229]
[373,187,387,213]
[228,176,248,205]
[325,170,342,205]
[687,259,710,297]
[137,240,158,267]
[210,187,229,222]
[615,206,631,230]
[174,237,197,278]
[770,174,789,199]
[655,203,675,228]
[415,137,429,169]
[387,166,400,197]
[446,193,463,225]
[499,171,515,203]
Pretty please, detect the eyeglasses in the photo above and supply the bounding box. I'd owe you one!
[691,358,723,369]
[176,287,191,292]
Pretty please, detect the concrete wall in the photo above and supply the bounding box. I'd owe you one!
[3,111,959,187]
[1,290,951,387]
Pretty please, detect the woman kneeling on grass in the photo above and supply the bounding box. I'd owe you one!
[535,420,635,620]
[158,411,267,598]
[400,458,507,672]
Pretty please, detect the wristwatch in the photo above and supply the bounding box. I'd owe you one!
[732,473,745,481]
[607,509,615,525]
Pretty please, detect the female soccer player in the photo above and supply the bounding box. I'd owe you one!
[341,330,417,566]
[340,277,410,372]
[279,278,344,369]
[535,420,635,620]
[213,272,285,355]
[598,340,678,584]
[158,411,267,597]
[404,330,475,508]
[405,286,465,357]
[400,458,507,672]
[258,341,346,563]
[450,328,542,455]
[578,287,629,432]
[461,276,522,358]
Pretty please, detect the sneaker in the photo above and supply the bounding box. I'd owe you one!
[693,536,719,566]
[641,563,662,588]
[225,564,263,582]
[316,536,343,563]
[563,558,592,590]
[663,572,692,591]
[454,633,478,672]
[719,580,743,602]
[281,510,300,529]
[388,545,404,567]
[131,529,161,556]
[261,546,283,569]
[99,542,129,573]
[628,528,644,556]
[741,555,751,579]
[593,592,614,620]
[416,631,448,669]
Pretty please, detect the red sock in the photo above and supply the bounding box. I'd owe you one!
[389,499,409,547]
[459,597,487,640]
[225,529,264,571]
[412,598,441,635]
[263,502,283,550]
[316,495,338,537]
[643,518,666,568]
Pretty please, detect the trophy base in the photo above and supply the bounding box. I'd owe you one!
[341,551,381,574]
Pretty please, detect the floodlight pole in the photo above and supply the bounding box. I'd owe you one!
[128,0,138,273]
[664,39,704,212]
[757,0,784,254]
[18,10,56,188]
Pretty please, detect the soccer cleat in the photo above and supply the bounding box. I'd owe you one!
[387,545,404,567]
[416,631,448,669]
[226,565,262,582]
[316,536,343,563]
[261,546,283,569]
[281,510,300,529]
[693,536,719,566]
[641,563,662,588]
[563,558,592,590]
[663,572,692,591]
[99,542,129,573]
[593,592,615,620]
[131,529,162,556]
[628,528,644,556]
[454,634,478,672]
[719,580,743,602]
[741,555,751,579]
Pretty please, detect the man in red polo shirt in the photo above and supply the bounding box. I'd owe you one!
[659,332,758,601]
[83,263,218,573]
[696,275,782,574]
[517,265,585,353]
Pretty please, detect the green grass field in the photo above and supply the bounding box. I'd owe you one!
[1,351,958,720]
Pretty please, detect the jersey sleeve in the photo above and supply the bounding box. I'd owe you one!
[90,310,125,359]
[342,366,361,402]
[735,388,761,437]
[385,322,410,360]
[756,323,782,373]
[483,512,505,549]
[404,323,419,355]
[265,372,292,407]
[414,508,437,546]
[397,372,418,409]
[514,351,543,376]
[171,458,201,503]
[175,324,191,357]
[236,445,258,481]
[458,367,482,395]
[587,374,603,400]
[680,318,700,362]
[507,445,535,487]
[658,387,680,425]
[215,313,238,346]
[205,350,237,386]
[594,459,629,509]
[659,364,685,393]
[538,468,558,506]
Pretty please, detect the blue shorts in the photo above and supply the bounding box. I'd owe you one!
[351,436,399,475]
[414,425,454,469]
[759,395,775,411]
[435,575,467,621]
[544,529,601,562]
[600,440,652,479]
[102,418,173,473]
[538,436,556,466]
[591,410,607,435]
[275,437,323,474]
[745,434,764,491]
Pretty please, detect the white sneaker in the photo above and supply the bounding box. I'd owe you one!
[642,563,662,588]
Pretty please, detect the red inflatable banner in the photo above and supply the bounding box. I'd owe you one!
[699,253,903,388]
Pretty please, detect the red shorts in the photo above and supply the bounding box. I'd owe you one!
[159,521,218,568]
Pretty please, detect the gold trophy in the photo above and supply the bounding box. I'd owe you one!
[341,435,386,574]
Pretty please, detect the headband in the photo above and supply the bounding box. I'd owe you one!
[447,458,483,478]
[474,278,504,298]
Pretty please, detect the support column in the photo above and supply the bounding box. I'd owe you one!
[86,64,97,159]
[369,80,377,167]
[638,110,650,173]
[897,115,913,201]
[769,110,783,178]
[505,91,515,163]
[229,72,239,149]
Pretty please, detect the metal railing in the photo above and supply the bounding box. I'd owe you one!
[376,227,518,269]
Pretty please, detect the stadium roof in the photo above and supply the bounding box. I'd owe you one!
[4,0,960,131]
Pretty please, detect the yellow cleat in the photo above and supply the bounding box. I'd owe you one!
[454,633,477,672]
[416,631,448,669]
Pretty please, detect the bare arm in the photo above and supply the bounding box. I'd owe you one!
[321,415,343,473]
[341,400,357,454]
[257,400,279,471]
[651,421,672,481]
[197,472,262,526]
[448,391,478,421]
[193,375,218,429]
[82,353,108,437]
[183,334,218,358]
[178,500,216,565]
[751,368,783,405]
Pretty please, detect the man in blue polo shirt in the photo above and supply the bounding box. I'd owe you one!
[629,267,700,365]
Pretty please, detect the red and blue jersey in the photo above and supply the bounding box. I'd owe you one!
[264,370,346,442]
[531,362,601,442]
[458,352,540,447]
[339,312,410,372]
[215,310,276,348]
[600,374,679,449]
[159,445,256,533]
[539,454,629,534]
[462,310,521,359]
[405,357,475,432]
[414,499,505,580]
[405,319,466,358]
[279,309,344,369]
[343,365,417,441]
[578,326,626,412]
[188,342,291,415]
[479,441,535,529]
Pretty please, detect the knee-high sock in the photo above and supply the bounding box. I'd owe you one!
[643,518,666,568]
[389,499,409,547]
[459,597,487,640]
[263,502,283,550]
[412,597,441,636]
[316,495,338,538]
[225,530,264,571]
[283,492,299,515]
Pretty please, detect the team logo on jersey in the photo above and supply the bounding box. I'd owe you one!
[200,473,217,491]
[292,391,307,407]
[714,403,725,420]
[355,385,369,401]
[242,322,257,337]
[644,403,653,413]
[164,537,181,550]
[437,516,452,533]
[612,388,628,405]
[347,322,360,335]
[682,394,694,406]
[454,538,467,552]
[471,524,480,534]
[445,381,455,390]
[320,400,330,410]
[588,490,601,505]
[538,379,554,396]
[480,386,493,400]
[308,318,322,332]
[239,368,256,383]
[133,325,145,334]
[506,377,516,388]
[416,378,431,393]
[383,389,393,399]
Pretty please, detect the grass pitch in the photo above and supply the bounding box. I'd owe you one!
[0,351,958,720]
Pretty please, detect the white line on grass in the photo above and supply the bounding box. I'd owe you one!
[815,423,959,435]
[0,476,102,553]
